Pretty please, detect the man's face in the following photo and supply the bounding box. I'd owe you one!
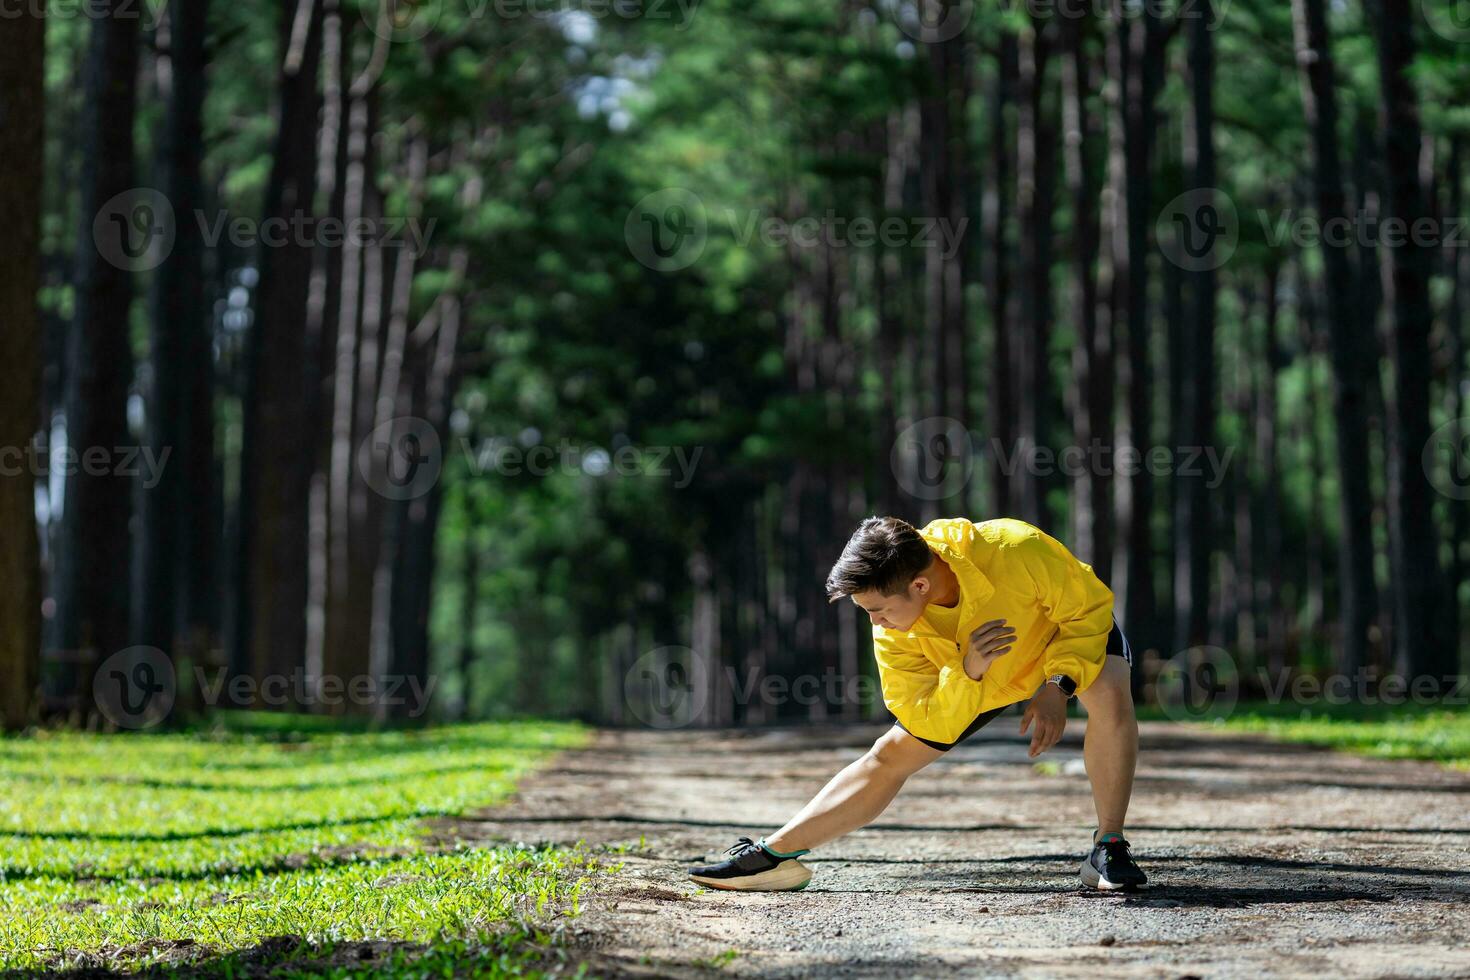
[850,579,931,632]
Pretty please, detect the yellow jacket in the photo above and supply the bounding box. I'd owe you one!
[873,517,1114,744]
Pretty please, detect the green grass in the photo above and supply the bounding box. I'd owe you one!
[0,720,602,976]
[1166,700,1470,767]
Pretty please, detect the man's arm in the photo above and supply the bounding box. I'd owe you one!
[1011,529,1115,693]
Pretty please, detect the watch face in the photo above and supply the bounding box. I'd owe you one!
[1053,674,1077,696]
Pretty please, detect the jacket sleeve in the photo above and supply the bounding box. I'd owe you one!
[1008,530,1115,694]
[872,629,988,745]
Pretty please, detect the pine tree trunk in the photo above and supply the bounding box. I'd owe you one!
[1015,22,1056,527]
[983,33,1017,517]
[1291,0,1379,675]
[141,0,213,667]
[1062,13,1110,577]
[236,0,323,695]
[1111,2,1165,660]
[1369,0,1454,681]
[55,0,140,716]
[0,4,45,730]
[919,27,971,518]
[1174,0,1216,651]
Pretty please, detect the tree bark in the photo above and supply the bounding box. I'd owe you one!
[1174,0,1216,651]
[983,33,1017,517]
[55,0,140,715]
[1015,21,1057,527]
[1062,12,1111,578]
[237,0,323,696]
[141,0,214,666]
[1291,0,1379,674]
[0,4,45,729]
[1111,1,1166,661]
[919,27,971,518]
[1368,0,1454,680]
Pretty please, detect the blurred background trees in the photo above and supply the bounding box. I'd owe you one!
[2,0,1468,729]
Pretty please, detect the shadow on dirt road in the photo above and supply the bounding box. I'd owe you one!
[444,719,1470,979]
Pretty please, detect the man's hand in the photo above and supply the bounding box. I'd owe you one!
[962,619,1015,680]
[1019,682,1068,758]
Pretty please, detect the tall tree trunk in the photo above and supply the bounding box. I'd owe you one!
[388,287,462,722]
[1298,262,1328,645]
[1015,21,1056,527]
[1174,0,1216,651]
[458,511,479,719]
[1369,0,1453,681]
[141,0,213,666]
[236,0,323,697]
[1112,2,1165,659]
[1258,259,1288,671]
[919,28,971,516]
[1062,12,1111,577]
[0,4,45,730]
[983,33,1017,517]
[323,68,386,694]
[56,0,140,716]
[1444,136,1467,659]
[1291,0,1379,675]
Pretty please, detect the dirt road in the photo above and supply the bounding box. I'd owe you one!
[448,716,1470,978]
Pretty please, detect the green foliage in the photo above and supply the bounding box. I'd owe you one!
[1178,702,1470,767]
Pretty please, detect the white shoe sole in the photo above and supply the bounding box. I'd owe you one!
[690,858,813,892]
[1079,858,1142,891]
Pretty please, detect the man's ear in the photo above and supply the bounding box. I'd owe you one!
[909,576,930,598]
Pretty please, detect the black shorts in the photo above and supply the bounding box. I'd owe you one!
[894,620,1133,752]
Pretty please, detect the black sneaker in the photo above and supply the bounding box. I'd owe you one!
[688,837,813,892]
[1080,835,1148,891]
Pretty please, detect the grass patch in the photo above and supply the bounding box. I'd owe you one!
[1156,700,1470,767]
[0,720,600,975]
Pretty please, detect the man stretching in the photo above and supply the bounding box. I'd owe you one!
[689,516,1147,892]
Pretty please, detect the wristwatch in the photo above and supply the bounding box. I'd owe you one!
[1045,673,1078,699]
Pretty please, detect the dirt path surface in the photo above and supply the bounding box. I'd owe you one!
[446,718,1470,979]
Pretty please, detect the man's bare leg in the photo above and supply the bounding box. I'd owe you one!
[1075,655,1139,841]
[762,726,943,854]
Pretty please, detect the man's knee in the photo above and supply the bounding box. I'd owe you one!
[864,726,942,776]
[1080,659,1137,722]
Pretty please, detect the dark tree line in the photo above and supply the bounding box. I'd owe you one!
[0,0,1466,729]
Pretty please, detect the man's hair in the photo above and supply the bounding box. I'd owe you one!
[824,517,934,602]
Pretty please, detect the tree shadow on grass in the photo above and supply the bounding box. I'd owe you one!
[1,932,569,979]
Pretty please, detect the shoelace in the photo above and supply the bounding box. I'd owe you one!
[726,836,761,857]
[1100,838,1133,861]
